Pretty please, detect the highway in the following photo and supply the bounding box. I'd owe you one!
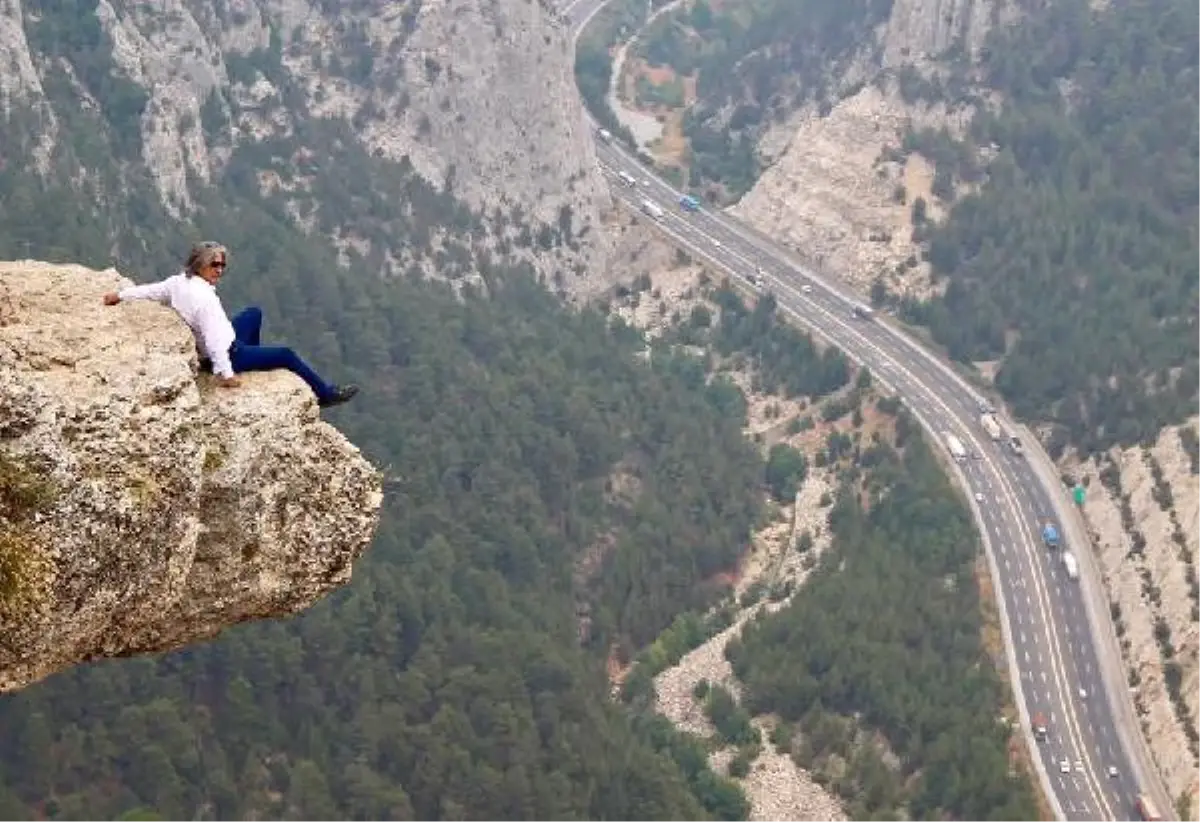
[556,0,1169,819]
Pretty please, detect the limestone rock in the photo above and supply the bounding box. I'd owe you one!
[727,0,1015,299]
[0,0,612,289]
[0,260,382,693]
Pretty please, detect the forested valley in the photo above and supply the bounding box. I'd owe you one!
[0,33,778,814]
[594,276,1040,821]
[0,209,768,817]
[574,0,890,200]
[0,0,1159,816]
[727,428,1040,821]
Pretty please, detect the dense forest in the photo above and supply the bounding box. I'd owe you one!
[896,0,1198,456]
[727,420,1041,820]
[0,8,783,814]
[601,280,1038,820]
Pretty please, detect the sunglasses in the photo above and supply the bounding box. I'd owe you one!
[211,260,227,270]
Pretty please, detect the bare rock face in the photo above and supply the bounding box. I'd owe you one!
[731,83,972,301]
[730,0,1014,300]
[0,0,612,287]
[0,261,382,693]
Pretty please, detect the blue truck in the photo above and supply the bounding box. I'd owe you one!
[679,194,700,212]
[1041,522,1060,549]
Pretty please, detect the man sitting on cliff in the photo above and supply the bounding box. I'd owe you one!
[102,241,359,409]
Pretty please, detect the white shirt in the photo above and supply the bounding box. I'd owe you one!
[119,272,238,378]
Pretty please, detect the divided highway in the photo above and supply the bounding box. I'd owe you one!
[556,0,1170,819]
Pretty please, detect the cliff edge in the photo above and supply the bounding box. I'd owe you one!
[0,261,382,693]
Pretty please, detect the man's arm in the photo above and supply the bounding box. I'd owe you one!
[209,346,236,381]
[103,277,173,305]
[196,300,238,383]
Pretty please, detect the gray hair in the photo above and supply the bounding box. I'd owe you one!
[185,241,228,277]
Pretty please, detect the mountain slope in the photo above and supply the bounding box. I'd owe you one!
[0,0,611,287]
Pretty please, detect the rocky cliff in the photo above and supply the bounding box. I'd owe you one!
[0,261,382,693]
[0,0,611,286]
[730,0,1010,300]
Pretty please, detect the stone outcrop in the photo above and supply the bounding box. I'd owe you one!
[731,82,973,300]
[0,261,382,693]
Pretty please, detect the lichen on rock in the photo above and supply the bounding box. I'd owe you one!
[0,260,382,693]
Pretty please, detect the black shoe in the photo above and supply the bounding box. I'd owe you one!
[319,384,359,408]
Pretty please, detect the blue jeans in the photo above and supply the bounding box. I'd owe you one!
[228,307,335,401]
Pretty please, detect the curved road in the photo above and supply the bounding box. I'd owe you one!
[555,0,1171,820]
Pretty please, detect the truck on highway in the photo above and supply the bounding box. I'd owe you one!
[1031,711,1048,741]
[980,413,1004,442]
[1041,522,1060,550]
[616,170,637,188]
[679,194,700,212]
[597,127,613,143]
[945,433,967,462]
[1136,793,1162,821]
[640,199,664,220]
[1062,550,1079,580]
[851,303,874,320]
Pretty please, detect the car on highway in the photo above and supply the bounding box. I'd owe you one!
[711,238,722,248]
[974,492,985,503]
[1107,765,1119,779]
[801,284,813,294]
[1059,759,1071,774]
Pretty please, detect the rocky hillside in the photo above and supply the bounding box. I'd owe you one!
[0,261,382,693]
[1070,422,1200,818]
[727,0,1012,300]
[0,0,611,287]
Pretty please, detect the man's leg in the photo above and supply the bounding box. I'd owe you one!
[230,307,263,347]
[231,343,336,401]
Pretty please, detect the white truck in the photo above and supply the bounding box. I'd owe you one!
[1062,551,1079,580]
[616,170,637,188]
[980,413,1003,442]
[640,199,664,219]
[945,433,967,462]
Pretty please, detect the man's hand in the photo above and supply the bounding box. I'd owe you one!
[102,292,120,306]
[217,375,242,388]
